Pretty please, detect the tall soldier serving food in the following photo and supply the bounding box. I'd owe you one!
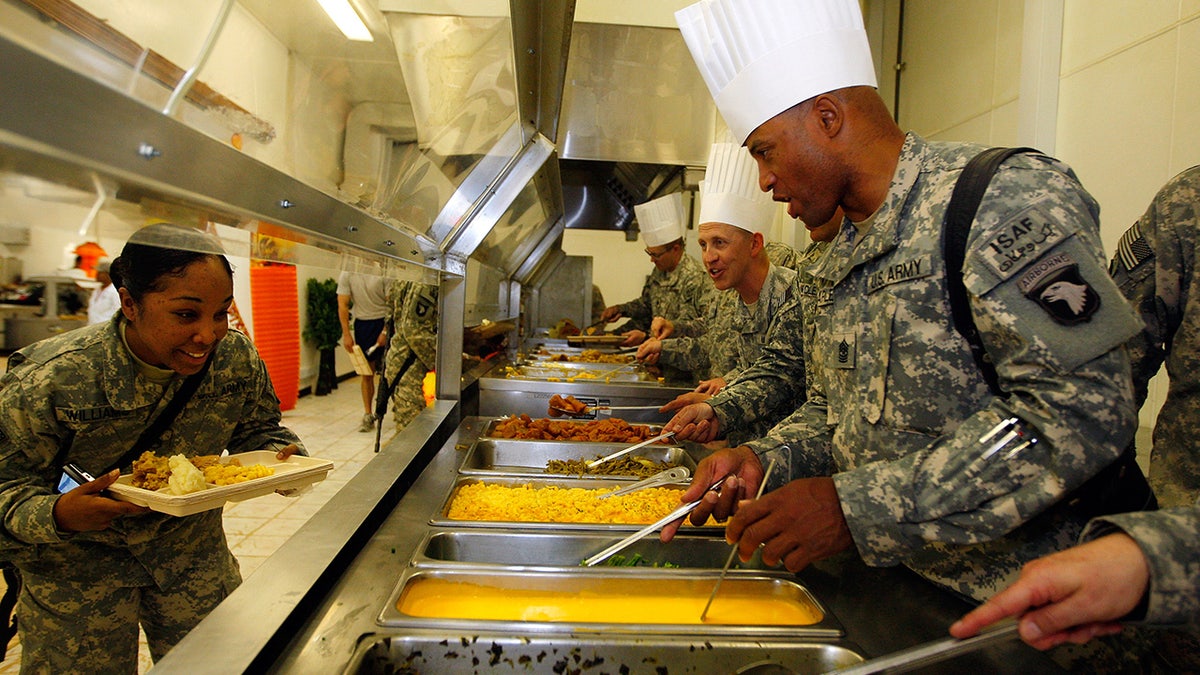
[662,0,1156,668]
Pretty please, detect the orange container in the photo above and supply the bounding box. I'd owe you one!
[250,264,299,411]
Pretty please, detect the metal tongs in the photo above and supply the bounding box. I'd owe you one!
[598,466,690,499]
[827,622,1020,674]
[586,431,675,469]
[582,473,733,566]
[549,403,665,417]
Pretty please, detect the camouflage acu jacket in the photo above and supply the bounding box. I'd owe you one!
[1109,165,1200,508]
[1085,505,1200,624]
[385,279,438,377]
[708,133,1143,600]
[659,263,798,383]
[616,253,712,333]
[0,316,303,584]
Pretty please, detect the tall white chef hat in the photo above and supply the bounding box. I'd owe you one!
[676,0,878,144]
[635,193,686,248]
[698,142,775,238]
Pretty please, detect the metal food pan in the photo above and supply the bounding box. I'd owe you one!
[524,355,638,366]
[458,439,695,478]
[413,528,767,570]
[348,630,863,674]
[481,417,669,442]
[430,476,718,532]
[378,567,843,639]
[503,364,655,383]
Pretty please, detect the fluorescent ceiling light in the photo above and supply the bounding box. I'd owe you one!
[316,0,374,42]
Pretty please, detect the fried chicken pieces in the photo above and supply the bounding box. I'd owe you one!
[490,414,666,443]
[547,394,589,417]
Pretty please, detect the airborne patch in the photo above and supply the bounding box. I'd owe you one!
[414,290,436,317]
[1017,252,1101,325]
[978,205,1069,279]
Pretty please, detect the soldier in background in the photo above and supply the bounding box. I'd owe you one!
[1109,165,1200,508]
[385,280,438,429]
[952,502,1199,668]
[599,192,712,349]
[638,142,808,446]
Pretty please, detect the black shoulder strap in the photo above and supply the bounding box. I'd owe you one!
[942,146,1039,397]
[101,357,212,475]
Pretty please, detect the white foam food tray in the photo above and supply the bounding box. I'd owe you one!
[107,451,334,517]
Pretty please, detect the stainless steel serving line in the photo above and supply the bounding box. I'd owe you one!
[156,415,1063,674]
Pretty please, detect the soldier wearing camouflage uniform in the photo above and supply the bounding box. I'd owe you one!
[645,142,799,392]
[600,193,712,346]
[764,240,803,271]
[385,279,438,428]
[1085,505,1200,625]
[654,264,797,384]
[667,0,1146,613]
[0,223,302,672]
[951,502,1199,670]
[1109,165,1200,509]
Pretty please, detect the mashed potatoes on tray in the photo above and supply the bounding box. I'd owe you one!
[131,450,273,493]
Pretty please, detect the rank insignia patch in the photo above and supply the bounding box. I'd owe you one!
[1017,252,1100,325]
[830,331,856,369]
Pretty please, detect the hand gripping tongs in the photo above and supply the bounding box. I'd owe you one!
[597,466,691,500]
[582,473,734,566]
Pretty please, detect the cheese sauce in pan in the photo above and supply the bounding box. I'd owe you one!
[398,577,822,625]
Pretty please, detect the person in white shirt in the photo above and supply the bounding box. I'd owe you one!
[87,259,120,325]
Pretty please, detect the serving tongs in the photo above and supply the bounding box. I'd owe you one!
[586,431,675,469]
[827,621,1020,674]
[548,403,666,417]
[583,473,734,566]
[597,466,690,499]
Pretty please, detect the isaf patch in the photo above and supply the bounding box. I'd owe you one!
[978,205,1069,279]
[1017,252,1101,325]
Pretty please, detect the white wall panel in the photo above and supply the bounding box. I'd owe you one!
[1056,34,1176,250]
[1061,0,1181,74]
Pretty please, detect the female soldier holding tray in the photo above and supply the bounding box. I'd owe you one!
[0,223,303,672]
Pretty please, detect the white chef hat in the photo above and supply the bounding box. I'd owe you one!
[635,193,686,248]
[676,0,878,144]
[698,142,775,238]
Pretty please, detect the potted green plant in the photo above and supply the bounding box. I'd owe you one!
[303,277,341,396]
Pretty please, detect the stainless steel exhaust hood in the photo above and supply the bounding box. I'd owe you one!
[556,21,715,234]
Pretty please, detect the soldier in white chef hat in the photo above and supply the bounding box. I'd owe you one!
[663,1,1155,669]
[641,139,843,419]
[600,192,713,348]
[637,142,789,394]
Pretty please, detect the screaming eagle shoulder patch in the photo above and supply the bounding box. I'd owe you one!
[1016,252,1101,325]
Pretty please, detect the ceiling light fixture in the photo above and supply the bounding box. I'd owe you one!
[315,0,373,42]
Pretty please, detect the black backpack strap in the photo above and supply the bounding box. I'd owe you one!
[944,147,1157,517]
[942,146,1039,396]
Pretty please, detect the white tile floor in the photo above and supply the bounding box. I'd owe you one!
[0,377,390,673]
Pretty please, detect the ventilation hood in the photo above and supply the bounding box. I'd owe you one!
[556,21,716,233]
